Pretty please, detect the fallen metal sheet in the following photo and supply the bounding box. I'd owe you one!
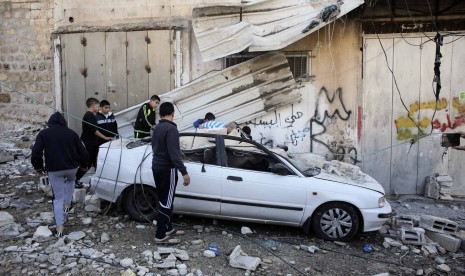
[116,51,301,138]
[192,0,364,62]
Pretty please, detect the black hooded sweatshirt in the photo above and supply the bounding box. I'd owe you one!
[31,112,89,172]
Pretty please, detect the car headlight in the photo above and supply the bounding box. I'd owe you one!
[378,197,385,208]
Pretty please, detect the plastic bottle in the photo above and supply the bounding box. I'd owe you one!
[208,243,219,256]
[363,243,373,253]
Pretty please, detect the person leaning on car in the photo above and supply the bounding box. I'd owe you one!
[151,102,190,243]
[452,131,465,151]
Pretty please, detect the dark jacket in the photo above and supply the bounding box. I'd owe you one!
[134,103,156,136]
[95,111,118,144]
[151,119,187,175]
[31,112,89,172]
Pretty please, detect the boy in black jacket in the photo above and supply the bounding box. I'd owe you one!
[95,100,119,145]
[75,98,112,188]
[134,95,160,138]
[31,112,89,237]
[152,102,190,242]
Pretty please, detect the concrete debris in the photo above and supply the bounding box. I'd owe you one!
[241,226,253,235]
[32,225,52,241]
[436,263,451,272]
[419,215,458,234]
[120,258,134,267]
[67,231,86,241]
[0,211,14,226]
[425,174,454,200]
[425,231,461,253]
[84,195,101,212]
[229,245,261,271]
[400,227,426,245]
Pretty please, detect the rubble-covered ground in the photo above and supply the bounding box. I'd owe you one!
[1,121,465,276]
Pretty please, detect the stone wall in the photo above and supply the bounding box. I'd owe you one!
[0,0,55,128]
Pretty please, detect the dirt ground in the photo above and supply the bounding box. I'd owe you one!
[1,174,464,276]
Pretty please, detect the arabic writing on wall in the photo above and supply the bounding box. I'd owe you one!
[246,87,360,164]
[394,97,465,141]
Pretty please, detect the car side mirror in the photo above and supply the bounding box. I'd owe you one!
[271,163,290,175]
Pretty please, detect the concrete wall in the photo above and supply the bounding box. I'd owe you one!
[0,0,55,126]
[236,21,362,165]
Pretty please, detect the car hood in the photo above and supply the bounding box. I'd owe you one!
[314,171,385,194]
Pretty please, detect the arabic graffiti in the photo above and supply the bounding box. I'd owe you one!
[394,97,465,140]
[307,87,360,164]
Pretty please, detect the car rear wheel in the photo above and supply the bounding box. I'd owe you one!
[123,184,158,222]
[311,202,359,242]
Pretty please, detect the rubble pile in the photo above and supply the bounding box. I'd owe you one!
[425,174,454,200]
[377,213,465,274]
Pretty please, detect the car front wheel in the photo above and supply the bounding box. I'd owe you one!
[123,184,158,223]
[311,202,359,242]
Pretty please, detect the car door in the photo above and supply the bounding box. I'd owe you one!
[174,133,221,216]
[220,137,307,225]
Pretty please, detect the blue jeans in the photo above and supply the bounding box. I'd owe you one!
[48,168,78,227]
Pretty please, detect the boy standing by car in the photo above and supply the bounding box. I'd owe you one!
[134,95,160,138]
[31,112,89,237]
[95,100,119,145]
[75,97,112,188]
[151,102,190,243]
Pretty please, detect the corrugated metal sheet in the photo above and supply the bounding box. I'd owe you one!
[192,0,364,62]
[116,51,302,137]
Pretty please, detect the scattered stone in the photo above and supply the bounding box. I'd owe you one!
[67,231,86,241]
[136,224,145,229]
[32,225,52,241]
[384,237,402,247]
[436,264,451,272]
[241,226,253,235]
[101,232,110,243]
[120,258,134,267]
[48,251,62,266]
[203,250,216,258]
[416,269,423,275]
[82,217,92,225]
[0,211,14,226]
[333,241,347,247]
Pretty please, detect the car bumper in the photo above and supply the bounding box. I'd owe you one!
[360,200,393,232]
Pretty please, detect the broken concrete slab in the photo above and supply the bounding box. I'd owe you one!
[419,215,458,234]
[425,231,461,253]
[229,245,261,271]
[424,176,440,199]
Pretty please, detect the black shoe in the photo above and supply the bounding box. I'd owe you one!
[75,180,84,189]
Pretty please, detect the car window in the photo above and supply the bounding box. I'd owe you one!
[224,138,275,173]
[180,135,216,165]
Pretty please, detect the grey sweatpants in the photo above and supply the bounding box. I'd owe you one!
[48,168,78,227]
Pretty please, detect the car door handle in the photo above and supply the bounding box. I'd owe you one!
[227,176,243,181]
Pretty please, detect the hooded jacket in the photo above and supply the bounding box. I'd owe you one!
[31,112,89,172]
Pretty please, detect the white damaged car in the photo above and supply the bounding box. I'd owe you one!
[91,132,392,241]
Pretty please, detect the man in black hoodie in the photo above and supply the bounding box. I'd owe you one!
[152,102,190,243]
[31,112,89,237]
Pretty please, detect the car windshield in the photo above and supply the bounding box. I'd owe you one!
[274,152,321,177]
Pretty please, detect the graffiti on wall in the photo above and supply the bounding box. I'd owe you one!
[309,87,360,164]
[395,97,465,141]
[247,87,360,165]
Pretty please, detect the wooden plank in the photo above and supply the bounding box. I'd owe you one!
[84,32,105,101]
[417,35,453,193]
[127,31,149,107]
[390,37,421,195]
[62,33,86,135]
[105,32,128,112]
[362,38,393,194]
[449,36,465,195]
[148,30,173,96]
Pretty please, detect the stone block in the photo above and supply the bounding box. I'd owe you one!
[424,176,439,199]
[73,189,86,203]
[395,215,418,227]
[401,227,426,245]
[436,175,453,182]
[425,231,461,253]
[419,215,458,234]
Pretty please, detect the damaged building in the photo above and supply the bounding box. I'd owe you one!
[1,0,465,196]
